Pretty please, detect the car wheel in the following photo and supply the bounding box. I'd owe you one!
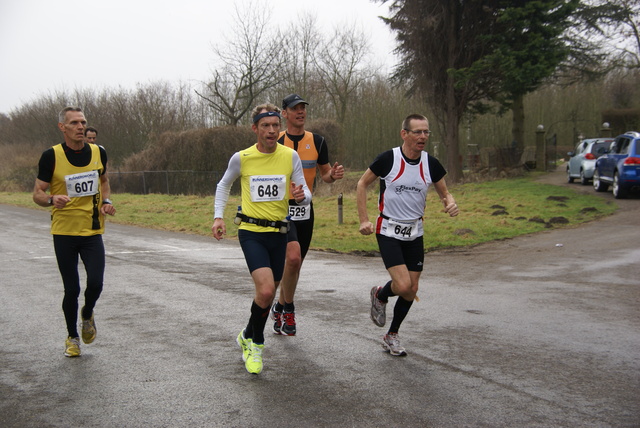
[580,169,589,185]
[593,170,608,192]
[613,172,628,199]
[567,168,574,183]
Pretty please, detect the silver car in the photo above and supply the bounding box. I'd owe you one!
[567,138,613,185]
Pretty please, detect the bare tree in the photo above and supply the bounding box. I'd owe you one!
[314,24,374,125]
[280,13,323,97]
[195,1,286,126]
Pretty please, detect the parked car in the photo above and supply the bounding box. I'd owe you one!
[566,138,613,185]
[593,131,640,198]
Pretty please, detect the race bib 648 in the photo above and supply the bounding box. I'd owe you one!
[249,175,286,202]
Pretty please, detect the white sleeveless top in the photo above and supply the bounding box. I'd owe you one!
[375,147,432,240]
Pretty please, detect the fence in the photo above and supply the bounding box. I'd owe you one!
[109,170,228,196]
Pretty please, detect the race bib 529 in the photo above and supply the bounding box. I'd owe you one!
[289,203,311,221]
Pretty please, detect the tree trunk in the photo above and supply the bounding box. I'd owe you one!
[442,83,463,182]
[511,94,525,166]
[445,109,462,183]
[444,3,463,183]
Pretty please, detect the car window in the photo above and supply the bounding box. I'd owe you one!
[575,142,584,154]
[611,138,622,154]
[618,139,630,155]
[591,142,610,157]
[634,141,640,156]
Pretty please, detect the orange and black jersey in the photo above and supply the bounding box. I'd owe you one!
[278,131,329,192]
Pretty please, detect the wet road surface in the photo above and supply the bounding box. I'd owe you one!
[1,169,639,427]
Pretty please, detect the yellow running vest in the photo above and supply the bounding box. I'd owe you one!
[238,143,294,233]
[50,144,105,236]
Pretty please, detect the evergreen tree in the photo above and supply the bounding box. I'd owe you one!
[377,0,498,181]
[375,0,629,176]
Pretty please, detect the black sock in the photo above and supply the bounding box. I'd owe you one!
[377,280,393,302]
[274,301,284,312]
[248,301,269,345]
[389,296,413,334]
[283,302,295,313]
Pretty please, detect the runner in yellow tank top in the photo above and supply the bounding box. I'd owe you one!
[212,103,312,374]
[49,143,105,235]
[33,107,116,358]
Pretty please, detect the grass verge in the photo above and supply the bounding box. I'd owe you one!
[0,176,617,254]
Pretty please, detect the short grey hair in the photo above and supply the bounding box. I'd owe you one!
[401,114,429,131]
[58,107,83,123]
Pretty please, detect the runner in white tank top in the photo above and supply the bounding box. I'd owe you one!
[357,114,459,356]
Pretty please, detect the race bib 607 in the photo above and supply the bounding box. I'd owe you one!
[65,170,99,197]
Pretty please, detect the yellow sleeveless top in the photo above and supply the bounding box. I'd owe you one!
[239,143,294,233]
[50,144,105,236]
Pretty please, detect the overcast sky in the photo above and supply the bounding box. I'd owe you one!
[0,0,397,115]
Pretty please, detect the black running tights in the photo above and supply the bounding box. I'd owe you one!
[53,234,105,338]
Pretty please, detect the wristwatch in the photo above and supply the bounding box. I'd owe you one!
[102,199,112,205]
[48,197,53,205]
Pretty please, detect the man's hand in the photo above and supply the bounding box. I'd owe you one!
[51,194,71,209]
[290,182,305,203]
[212,218,226,241]
[330,162,345,181]
[442,196,459,217]
[100,202,116,216]
[359,221,374,236]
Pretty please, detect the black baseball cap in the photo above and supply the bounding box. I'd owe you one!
[282,94,308,109]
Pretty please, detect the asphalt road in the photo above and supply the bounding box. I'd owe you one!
[1,169,639,427]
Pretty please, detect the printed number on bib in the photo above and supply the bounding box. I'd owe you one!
[250,175,286,202]
[384,218,421,241]
[65,170,99,197]
[289,203,311,221]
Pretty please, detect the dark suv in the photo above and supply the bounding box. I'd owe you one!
[593,131,640,198]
